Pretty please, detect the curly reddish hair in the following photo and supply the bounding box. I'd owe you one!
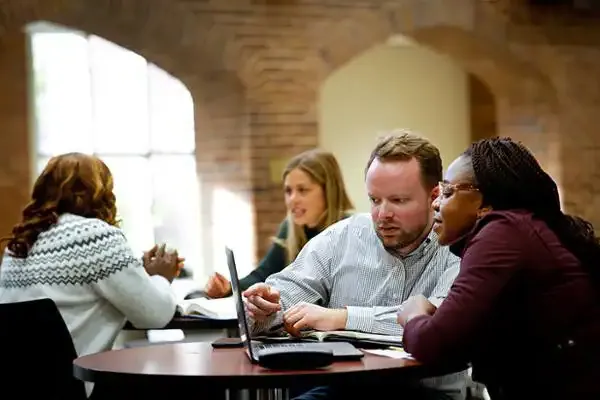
[1,153,119,258]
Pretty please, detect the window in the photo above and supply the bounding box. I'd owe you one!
[28,22,203,279]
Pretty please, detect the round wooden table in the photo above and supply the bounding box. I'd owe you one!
[74,342,439,399]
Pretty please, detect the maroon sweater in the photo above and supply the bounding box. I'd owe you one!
[403,210,600,399]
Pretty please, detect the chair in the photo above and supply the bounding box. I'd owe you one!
[0,298,87,400]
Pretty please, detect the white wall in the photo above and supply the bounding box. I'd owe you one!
[319,44,470,213]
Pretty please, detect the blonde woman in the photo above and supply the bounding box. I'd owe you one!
[205,149,353,298]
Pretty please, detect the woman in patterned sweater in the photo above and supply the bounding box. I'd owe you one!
[0,153,181,361]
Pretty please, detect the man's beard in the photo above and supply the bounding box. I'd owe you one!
[376,223,429,257]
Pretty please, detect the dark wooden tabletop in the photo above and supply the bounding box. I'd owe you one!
[73,342,435,389]
[123,316,238,331]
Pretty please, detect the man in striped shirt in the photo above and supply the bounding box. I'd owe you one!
[244,131,467,399]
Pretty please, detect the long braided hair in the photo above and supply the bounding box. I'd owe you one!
[464,137,600,282]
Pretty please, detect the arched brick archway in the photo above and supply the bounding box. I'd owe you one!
[312,0,559,178]
[0,0,211,78]
[0,1,249,167]
[0,0,248,125]
[0,0,253,269]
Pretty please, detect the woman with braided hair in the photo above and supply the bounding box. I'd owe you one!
[398,137,600,399]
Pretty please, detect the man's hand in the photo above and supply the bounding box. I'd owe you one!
[397,294,437,327]
[283,302,347,335]
[243,283,281,321]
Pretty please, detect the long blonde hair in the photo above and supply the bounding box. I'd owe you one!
[275,149,353,263]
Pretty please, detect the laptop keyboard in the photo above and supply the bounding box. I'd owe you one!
[255,342,307,351]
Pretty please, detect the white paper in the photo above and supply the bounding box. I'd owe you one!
[147,329,185,343]
[363,348,415,360]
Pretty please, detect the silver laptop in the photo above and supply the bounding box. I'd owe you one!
[225,247,364,363]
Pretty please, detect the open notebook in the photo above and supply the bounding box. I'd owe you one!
[176,297,237,320]
[256,329,403,348]
[300,330,402,345]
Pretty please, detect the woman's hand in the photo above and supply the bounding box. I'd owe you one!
[204,272,232,298]
[144,244,184,269]
[397,294,437,327]
[143,244,182,282]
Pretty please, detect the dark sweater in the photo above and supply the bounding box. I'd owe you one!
[237,219,322,291]
[403,209,600,399]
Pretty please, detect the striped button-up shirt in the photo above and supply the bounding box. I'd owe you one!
[251,213,466,397]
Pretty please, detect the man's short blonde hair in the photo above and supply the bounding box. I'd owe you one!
[366,129,443,190]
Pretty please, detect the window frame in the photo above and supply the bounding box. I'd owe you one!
[27,23,202,278]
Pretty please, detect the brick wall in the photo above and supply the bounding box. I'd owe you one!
[469,75,498,143]
[0,31,30,241]
[0,0,599,262]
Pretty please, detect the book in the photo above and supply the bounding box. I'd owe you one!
[176,297,237,320]
[254,329,403,348]
[299,330,403,346]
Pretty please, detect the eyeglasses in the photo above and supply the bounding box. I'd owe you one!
[438,182,479,198]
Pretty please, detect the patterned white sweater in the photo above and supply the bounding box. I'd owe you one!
[0,213,177,358]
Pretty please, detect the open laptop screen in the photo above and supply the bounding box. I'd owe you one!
[225,247,256,361]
